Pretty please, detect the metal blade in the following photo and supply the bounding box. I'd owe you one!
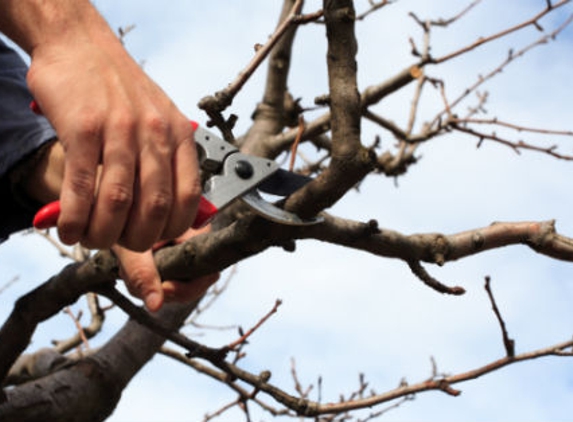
[256,169,314,197]
[241,190,323,226]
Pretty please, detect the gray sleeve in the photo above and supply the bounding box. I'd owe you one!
[0,37,56,178]
[0,37,57,240]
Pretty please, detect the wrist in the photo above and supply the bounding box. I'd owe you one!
[0,0,118,56]
[17,141,64,205]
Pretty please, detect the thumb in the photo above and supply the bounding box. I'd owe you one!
[112,246,164,312]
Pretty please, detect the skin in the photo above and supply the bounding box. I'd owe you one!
[0,0,216,310]
[0,0,201,251]
[25,141,218,311]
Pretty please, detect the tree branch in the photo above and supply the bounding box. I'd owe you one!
[283,0,375,219]
[198,0,322,143]
[307,216,573,265]
[432,0,572,64]
[241,0,308,158]
[3,212,572,393]
[187,335,573,417]
[484,276,515,358]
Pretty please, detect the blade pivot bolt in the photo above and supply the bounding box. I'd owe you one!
[235,160,254,180]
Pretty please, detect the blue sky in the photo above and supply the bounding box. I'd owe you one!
[1,0,573,421]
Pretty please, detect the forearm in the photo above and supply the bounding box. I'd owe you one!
[0,0,118,55]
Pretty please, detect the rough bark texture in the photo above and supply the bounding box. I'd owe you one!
[0,302,195,422]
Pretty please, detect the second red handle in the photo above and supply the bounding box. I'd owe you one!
[33,196,218,231]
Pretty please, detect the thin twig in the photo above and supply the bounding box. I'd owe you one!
[0,276,19,295]
[198,0,321,127]
[484,276,515,358]
[53,293,105,354]
[407,260,466,295]
[227,300,282,351]
[97,286,225,361]
[225,337,573,416]
[203,398,242,422]
[433,0,572,64]
[356,0,396,21]
[63,307,90,352]
[200,331,573,418]
[291,358,313,399]
[186,265,237,325]
[460,118,573,137]
[431,13,573,130]
[410,0,481,29]
[289,116,305,172]
[453,124,573,160]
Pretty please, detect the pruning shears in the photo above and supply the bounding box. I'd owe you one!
[32,109,321,231]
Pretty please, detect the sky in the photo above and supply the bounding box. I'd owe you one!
[1,0,573,421]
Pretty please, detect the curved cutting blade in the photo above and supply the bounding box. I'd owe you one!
[256,169,314,197]
[241,190,323,226]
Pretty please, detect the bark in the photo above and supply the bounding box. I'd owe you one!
[285,0,375,219]
[242,0,302,158]
[0,302,195,422]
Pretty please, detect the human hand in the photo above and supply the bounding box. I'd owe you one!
[112,226,219,312]
[19,139,215,312]
[24,8,201,252]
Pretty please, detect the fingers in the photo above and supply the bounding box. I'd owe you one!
[162,124,201,240]
[119,113,174,251]
[57,119,101,246]
[83,117,136,248]
[161,225,219,303]
[113,246,164,312]
[27,39,201,252]
[59,110,200,251]
[113,226,213,311]
[113,242,219,311]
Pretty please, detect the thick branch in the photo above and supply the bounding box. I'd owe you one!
[0,255,117,384]
[2,212,572,419]
[284,0,375,219]
[3,213,572,390]
[0,302,197,422]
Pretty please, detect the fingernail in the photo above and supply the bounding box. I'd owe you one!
[145,292,163,312]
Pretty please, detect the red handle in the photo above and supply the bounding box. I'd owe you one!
[191,196,219,228]
[33,200,61,230]
[33,196,218,231]
[30,102,212,231]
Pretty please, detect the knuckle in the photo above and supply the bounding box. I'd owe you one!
[113,113,137,137]
[146,190,172,220]
[68,168,97,198]
[73,111,103,139]
[102,184,133,213]
[125,271,155,297]
[145,114,170,144]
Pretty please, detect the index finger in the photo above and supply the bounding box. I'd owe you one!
[57,132,101,246]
